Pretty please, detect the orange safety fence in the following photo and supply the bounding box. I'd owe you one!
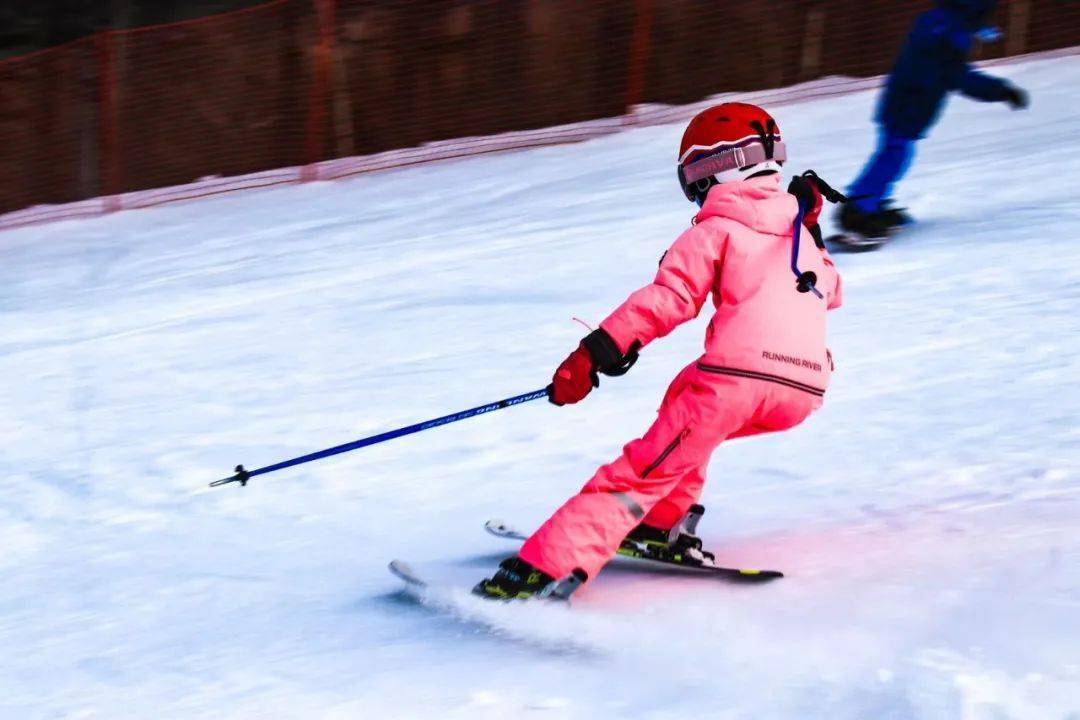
[1,0,1078,221]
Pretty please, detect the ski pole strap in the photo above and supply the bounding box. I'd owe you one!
[790,205,824,299]
[210,387,550,488]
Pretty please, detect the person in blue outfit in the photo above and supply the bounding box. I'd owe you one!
[838,0,1029,239]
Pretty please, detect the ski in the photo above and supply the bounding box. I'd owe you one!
[388,558,585,603]
[484,519,783,581]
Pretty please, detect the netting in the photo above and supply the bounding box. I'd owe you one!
[1,0,1077,217]
[110,0,310,195]
[0,37,99,212]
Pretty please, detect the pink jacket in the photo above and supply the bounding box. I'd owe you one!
[600,174,842,393]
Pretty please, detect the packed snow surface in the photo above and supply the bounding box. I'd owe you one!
[2,55,1078,720]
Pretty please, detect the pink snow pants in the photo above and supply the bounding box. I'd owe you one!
[519,363,823,582]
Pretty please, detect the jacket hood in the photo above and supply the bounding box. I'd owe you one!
[938,0,997,25]
[695,173,797,236]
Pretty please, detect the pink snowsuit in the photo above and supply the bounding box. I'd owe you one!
[519,174,843,583]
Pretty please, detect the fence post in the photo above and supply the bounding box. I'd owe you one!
[800,6,827,80]
[303,0,336,180]
[330,13,354,158]
[623,0,655,124]
[1006,0,1031,57]
[762,1,784,88]
[97,31,122,210]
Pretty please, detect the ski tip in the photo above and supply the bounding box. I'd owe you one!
[484,519,521,538]
[485,519,529,541]
[387,559,411,576]
[388,559,426,587]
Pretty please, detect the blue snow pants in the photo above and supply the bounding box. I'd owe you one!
[848,129,918,213]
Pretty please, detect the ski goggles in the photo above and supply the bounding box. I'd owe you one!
[680,140,788,185]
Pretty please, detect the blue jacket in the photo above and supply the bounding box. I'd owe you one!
[877,0,1011,138]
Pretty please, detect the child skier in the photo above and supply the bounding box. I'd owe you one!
[475,103,845,600]
[837,0,1028,243]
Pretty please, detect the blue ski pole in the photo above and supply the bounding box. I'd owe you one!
[210,387,550,488]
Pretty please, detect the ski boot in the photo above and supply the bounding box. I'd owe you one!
[619,504,716,567]
[828,202,892,251]
[473,556,587,602]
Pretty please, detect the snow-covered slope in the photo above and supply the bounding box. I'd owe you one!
[1,54,1078,720]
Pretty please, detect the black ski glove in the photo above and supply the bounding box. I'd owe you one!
[1003,84,1029,110]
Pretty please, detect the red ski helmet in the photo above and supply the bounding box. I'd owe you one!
[677,102,786,204]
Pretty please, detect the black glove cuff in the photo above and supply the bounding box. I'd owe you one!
[582,328,639,377]
[789,170,848,206]
[786,175,818,215]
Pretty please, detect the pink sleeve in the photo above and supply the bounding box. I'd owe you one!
[822,250,843,310]
[600,225,724,353]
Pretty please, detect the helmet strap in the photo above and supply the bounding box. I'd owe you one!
[749,119,778,159]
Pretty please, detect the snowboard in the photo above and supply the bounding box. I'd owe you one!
[825,230,891,252]
[484,519,783,582]
[826,215,917,252]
